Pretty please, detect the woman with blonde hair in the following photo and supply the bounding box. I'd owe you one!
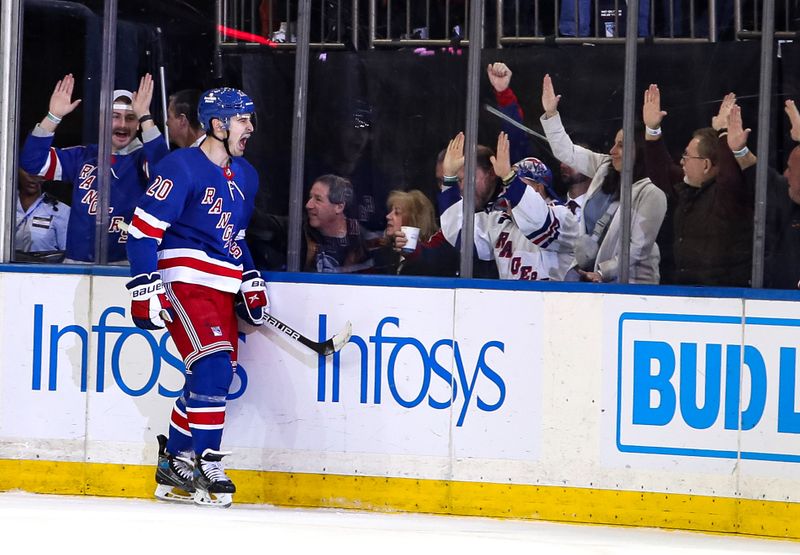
[383,189,459,276]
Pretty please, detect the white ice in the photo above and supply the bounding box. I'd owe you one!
[2,491,800,555]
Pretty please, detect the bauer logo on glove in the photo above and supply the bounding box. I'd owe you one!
[235,269,268,326]
[126,272,175,330]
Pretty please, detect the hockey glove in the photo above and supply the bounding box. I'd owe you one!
[236,270,268,326]
[126,272,174,330]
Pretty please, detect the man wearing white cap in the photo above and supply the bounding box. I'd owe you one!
[20,73,169,263]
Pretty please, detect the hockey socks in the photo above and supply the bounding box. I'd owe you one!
[185,351,234,456]
[166,394,193,456]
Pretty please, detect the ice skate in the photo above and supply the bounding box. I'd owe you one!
[193,449,235,508]
[154,434,195,503]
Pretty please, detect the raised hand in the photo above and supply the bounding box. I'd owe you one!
[48,73,82,119]
[642,84,667,131]
[442,132,465,178]
[726,104,750,151]
[131,73,154,119]
[786,99,800,142]
[541,74,561,118]
[489,132,512,178]
[712,92,737,131]
[487,62,512,93]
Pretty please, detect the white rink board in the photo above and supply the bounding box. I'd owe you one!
[2,272,800,503]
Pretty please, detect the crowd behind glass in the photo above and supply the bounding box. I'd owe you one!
[10,0,800,290]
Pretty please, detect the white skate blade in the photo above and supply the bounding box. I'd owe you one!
[154,484,194,504]
[193,488,232,508]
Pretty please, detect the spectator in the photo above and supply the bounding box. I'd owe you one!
[15,168,70,259]
[731,100,800,289]
[383,189,459,277]
[560,160,591,210]
[487,62,561,198]
[19,73,168,264]
[167,89,205,148]
[432,142,500,279]
[439,132,579,281]
[540,74,667,283]
[560,0,651,38]
[642,86,753,286]
[433,137,501,279]
[303,174,381,273]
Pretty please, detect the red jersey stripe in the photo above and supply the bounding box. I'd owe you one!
[159,256,243,279]
[131,215,165,240]
[44,149,58,181]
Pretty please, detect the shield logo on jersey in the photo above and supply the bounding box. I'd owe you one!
[211,326,223,337]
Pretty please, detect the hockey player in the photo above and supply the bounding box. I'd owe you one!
[126,88,268,507]
[20,73,168,263]
[439,132,579,280]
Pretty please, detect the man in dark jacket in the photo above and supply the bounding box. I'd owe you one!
[642,85,752,286]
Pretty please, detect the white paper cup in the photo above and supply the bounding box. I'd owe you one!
[400,226,420,254]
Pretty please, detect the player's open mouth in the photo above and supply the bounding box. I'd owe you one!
[238,135,250,150]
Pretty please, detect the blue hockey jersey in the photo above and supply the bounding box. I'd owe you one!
[126,147,259,293]
[20,126,169,262]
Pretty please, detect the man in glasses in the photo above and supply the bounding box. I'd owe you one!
[642,85,753,286]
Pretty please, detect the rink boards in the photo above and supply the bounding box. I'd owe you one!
[2,267,800,539]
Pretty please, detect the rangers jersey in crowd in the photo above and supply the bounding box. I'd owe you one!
[439,176,579,280]
[19,125,168,262]
[126,147,259,292]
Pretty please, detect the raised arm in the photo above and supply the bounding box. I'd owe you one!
[642,84,681,196]
[438,133,494,261]
[786,99,800,143]
[131,73,158,133]
[38,73,82,134]
[712,92,736,132]
[539,74,608,178]
[541,73,561,119]
[642,83,667,140]
[442,132,465,179]
[707,98,752,216]
[488,62,531,164]
[727,104,756,171]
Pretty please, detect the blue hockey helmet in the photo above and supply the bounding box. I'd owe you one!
[513,157,559,201]
[198,87,256,131]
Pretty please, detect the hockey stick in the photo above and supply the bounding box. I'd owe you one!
[484,104,550,142]
[257,314,352,356]
[116,221,351,355]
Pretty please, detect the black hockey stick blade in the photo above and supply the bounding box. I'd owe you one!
[260,314,352,356]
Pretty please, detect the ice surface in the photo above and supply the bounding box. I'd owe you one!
[2,491,799,554]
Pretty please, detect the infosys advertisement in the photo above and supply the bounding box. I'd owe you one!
[0,274,543,467]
